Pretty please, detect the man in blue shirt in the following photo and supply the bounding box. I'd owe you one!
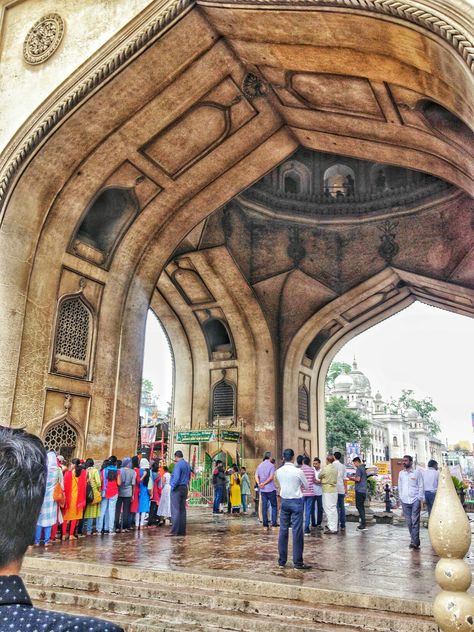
[169,450,191,536]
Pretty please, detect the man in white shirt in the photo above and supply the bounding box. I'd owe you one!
[274,448,311,569]
[398,454,424,549]
[422,460,439,516]
[333,451,346,531]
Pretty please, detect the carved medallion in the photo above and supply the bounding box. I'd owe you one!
[23,14,64,65]
[242,73,267,100]
[377,220,399,264]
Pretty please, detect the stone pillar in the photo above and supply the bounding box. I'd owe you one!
[429,464,474,631]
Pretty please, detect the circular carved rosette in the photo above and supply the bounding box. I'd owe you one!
[23,13,65,65]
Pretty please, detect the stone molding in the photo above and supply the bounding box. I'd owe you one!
[0,0,473,214]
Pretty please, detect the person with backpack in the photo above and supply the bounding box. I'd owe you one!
[136,458,151,529]
[96,456,121,535]
[115,457,136,532]
[83,458,102,535]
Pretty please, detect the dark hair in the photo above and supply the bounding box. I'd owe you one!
[85,458,94,468]
[215,460,222,466]
[100,459,109,471]
[352,457,361,464]
[0,426,46,568]
[151,462,159,473]
[71,458,82,477]
[175,450,184,458]
[108,455,117,466]
[163,466,169,472]
[241,467,246,471]
[334,451,342,460]
[270,458,276,464]
[232,464,239,472]
[403,454,413,463]
[303,456,311,466]
[131,455,139,469]
[282,448,294,462]
[428,459,438,468]
[296,454,304,466]
[116,460,122,469]
[263,451,271,461]
[314,458,321,464]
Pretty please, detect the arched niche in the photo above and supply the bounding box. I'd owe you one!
[51,293,96,381]
[283,268,474,457]
[323,164,355,198]
[202,317,235,360]
[211,376,236,423]
[70,187,140,268]
[279,160,312,195]
[42,412,84,460]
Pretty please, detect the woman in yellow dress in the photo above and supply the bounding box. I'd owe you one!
[62,459,87,539]
[229,464,242,514]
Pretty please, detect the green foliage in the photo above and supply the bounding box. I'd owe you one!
[396,389,441,436]
[367,476,376,497]
[452,476,468,491]
[142,378,154,395]
[326,361,352,389]
[325,396,371,455]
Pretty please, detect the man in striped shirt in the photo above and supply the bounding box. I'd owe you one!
[301,456,317,535]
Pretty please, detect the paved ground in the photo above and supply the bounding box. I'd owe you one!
[26,507,474,603]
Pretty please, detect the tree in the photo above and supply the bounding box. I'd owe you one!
[142,378,154,394]
[326,361,352,389]
[396,389,441,436]
[325,396,371,455]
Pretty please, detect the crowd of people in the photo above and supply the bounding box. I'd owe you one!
[34,453,179,546]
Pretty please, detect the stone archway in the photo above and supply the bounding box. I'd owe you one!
[0,0,472,460]
[283,268,474,456]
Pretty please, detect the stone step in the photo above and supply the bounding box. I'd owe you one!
[28,585,364,632]
[24,570,437,632]
[23,556,433,617]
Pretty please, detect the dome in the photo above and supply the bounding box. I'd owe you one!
[334,371,353,389]
[375,391,383,401]
[404,407,419,420]
[349,358,371,393]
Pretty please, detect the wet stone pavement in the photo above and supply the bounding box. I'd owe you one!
[26,507,474,602]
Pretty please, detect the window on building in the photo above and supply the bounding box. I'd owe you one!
[212,379,235,420]
[44,421,78,460]
[55,296,91,362]
[202,318,233,357]
[393,436,398,447]
[323,164,355,198]
[298,385,310,431]
[284,173,300,194]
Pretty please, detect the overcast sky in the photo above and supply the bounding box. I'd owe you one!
[143,302,473,444]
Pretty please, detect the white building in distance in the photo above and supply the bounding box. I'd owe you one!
[327,359,445,467]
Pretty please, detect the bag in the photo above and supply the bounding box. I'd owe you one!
[86,481,94,504]
[53,481,65,508]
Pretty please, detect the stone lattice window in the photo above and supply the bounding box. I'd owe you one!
[298,385,310,431]
[44,421,77,457]
[55,297,91,361]
[212,380,235,419]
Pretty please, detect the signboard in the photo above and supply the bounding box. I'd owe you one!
[176,430,215,443]
[346,442,361,464]
[141,426,156,444]
[220,430,241,442]
[376,462,390,476]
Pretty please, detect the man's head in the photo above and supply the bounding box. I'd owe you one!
[282,448,294,463]
[241,467,246,473]
[108,455,117,466]
[313,457,321,470]
[174,450,184,462]
[403,455,413,469]
[428,459,438,470]
[296,454,304,466]
[215,459,222,466]
[263,451,271,461]
[303,456,311,466]
[0,426,46,572]
[334,451,342,461]
[352,456,361,466]
[326,455,335,465]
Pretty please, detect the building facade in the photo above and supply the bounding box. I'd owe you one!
[328,360,445,467]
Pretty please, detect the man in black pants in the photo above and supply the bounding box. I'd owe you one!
[350,457,368,531]
[168,450,191,536]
